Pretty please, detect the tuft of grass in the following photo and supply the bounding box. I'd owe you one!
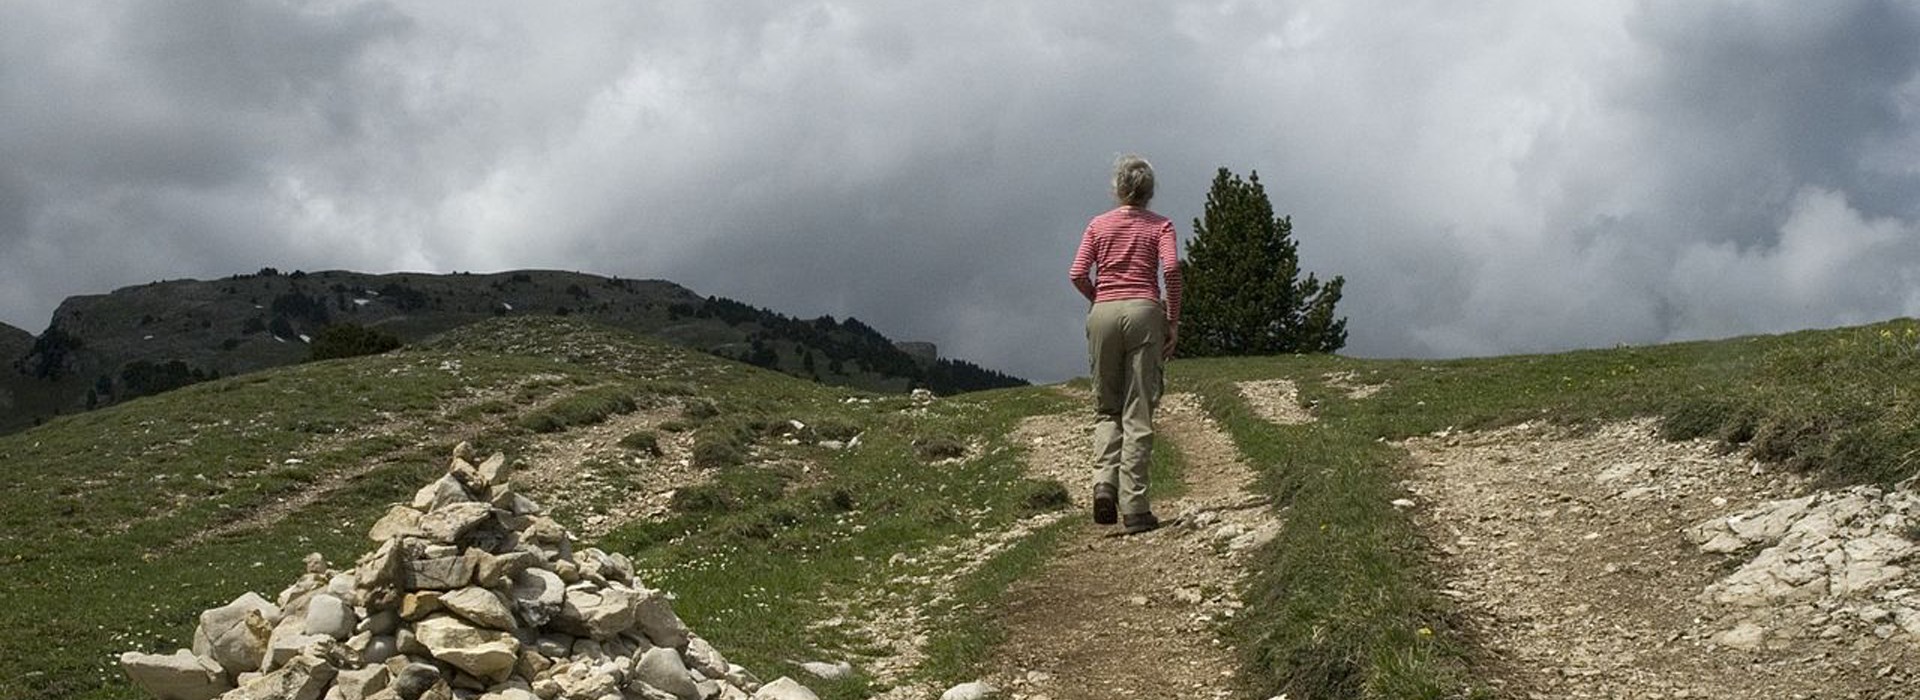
[691,426,751,469]
[618,430,662,456]
[1018,478,1070,513]
[669,468,790,515]
[809,418,863,442]
[682,398,721,421]
[912,434,967,461]
[516,386,639,433]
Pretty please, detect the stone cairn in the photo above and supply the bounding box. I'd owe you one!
[119,443,819,700]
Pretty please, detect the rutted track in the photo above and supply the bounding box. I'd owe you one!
[979,391,1281,700]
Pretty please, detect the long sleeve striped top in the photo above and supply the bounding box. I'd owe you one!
[1068,206,1182,324]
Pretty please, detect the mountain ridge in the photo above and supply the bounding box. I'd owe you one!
[0,268,1024,435]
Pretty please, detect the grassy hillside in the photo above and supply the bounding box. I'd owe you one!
[4,314,1915,699]
[0,316,1059,700]
[1,269,1024,435]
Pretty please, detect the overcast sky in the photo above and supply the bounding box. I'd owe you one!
[5,1,1919,382]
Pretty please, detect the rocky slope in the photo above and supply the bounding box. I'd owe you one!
[0,269,1023,435]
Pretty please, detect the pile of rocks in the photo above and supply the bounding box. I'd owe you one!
[1689,479,1920,648]
[119,444,817,700]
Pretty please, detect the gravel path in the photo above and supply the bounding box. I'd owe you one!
[1404,420,1920,699]
[981,391,1280,700]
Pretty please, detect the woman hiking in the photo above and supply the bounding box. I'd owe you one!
[1068,154,1181,535]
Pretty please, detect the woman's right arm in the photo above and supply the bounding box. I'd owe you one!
[1069,224,1098,302]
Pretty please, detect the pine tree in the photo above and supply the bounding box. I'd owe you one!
[1180,168,1347,356]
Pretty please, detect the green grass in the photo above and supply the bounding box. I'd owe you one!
[617,429,662,455]
[0,346,600,699]
[515,385,642,433]
[0,316,1084,700]
[1185,374,1479,698]
[598,386,1081,697]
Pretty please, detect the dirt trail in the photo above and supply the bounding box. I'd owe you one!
[981,391,1280,700]
[1403,420,1920,699]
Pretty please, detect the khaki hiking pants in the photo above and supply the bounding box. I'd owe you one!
[1086,299,1167,517]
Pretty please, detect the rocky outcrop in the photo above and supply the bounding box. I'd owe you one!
[1690,480,1920,647]
[121,443,812,700]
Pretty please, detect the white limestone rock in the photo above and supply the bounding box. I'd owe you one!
[796,660,851,680]
[355,539,406,602]
[750,677,820,700]
[479,688,538,700]
[266,629,335,673]
[305,593,356,640]
[224,652,338,700]
[556,584,639,640]
[419,501,495,544]
[634,589,690,648]
[329,665,390,700]
[477,452,511,487]
[631,646,701,700]
[684,635,730,678]
[552,661,622,699]
[119,650,232,700]
[191,592,279,677]
[441,586,519,631]
[406,551,476,591]
[725,663,762,690]
[412,474,473,511]
[413,614,521,684]
[361,634,398,665]
[941,681,998,700]
[368,506,426,541]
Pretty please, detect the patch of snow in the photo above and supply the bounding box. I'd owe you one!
[501,302,514,311]
[352,298,371,306]
[298,334,311,343]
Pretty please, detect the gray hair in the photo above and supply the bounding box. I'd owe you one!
[1112,154,1155,207]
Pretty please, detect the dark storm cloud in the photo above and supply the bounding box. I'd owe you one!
[3,1,1919,382]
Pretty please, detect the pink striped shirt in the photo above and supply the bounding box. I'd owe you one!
[1069,206,1182,324]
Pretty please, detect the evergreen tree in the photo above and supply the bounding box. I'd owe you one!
[1180,168,1347,356]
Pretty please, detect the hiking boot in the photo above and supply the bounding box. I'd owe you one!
[1123,512,1160,534]
[1092,483,1118,525]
